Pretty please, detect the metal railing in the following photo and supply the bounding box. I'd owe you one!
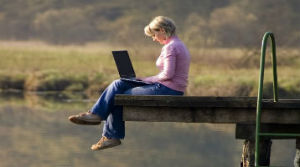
[255,32,300,167]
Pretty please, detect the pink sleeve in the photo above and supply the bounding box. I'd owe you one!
[142,46,176,83]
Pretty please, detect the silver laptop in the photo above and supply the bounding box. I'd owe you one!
[112,50,149,85]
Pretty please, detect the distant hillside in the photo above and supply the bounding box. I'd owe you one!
[0,0,300,47]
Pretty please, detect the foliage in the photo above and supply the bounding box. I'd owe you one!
[0,42,300,98]
[33,8,98,44]
[22,70,90,92]
[0,72,26,90]
[0,0,300,47]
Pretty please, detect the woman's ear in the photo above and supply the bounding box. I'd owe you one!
[160,28,166,33]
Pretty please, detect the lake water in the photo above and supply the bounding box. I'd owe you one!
[0,92,296,167]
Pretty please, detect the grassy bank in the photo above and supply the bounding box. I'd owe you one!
[0,41,300,98]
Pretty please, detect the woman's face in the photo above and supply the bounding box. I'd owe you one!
[152,28,167,45]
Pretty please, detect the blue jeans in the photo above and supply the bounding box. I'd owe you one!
[90,79,183,139]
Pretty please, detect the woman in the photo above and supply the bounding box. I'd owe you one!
[68,16,190,150]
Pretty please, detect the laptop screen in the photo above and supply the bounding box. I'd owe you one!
[112,50,136,78]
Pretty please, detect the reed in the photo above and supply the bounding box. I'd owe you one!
[0,41,299,97]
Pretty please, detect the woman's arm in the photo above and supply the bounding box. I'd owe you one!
[142,46,176,83]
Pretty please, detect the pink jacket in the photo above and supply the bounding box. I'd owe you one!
[142,36,190,92]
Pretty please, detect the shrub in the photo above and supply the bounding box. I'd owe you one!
[25,70,88,91]
[0,73,26,90]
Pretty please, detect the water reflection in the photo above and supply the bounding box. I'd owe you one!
[0,92,295,167]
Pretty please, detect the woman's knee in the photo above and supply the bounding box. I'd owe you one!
[123,89,132,95]
[111,79,122,86]
[124,85,156,95]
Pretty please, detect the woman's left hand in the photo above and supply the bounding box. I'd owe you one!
[135,77,143,81]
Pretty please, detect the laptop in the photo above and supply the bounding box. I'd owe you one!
[112,50,150,85]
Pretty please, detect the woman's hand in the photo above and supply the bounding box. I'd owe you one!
[135,77,143,81]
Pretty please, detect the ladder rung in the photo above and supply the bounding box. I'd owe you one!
[259,132,300,137]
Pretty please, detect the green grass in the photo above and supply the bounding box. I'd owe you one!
[0,44,112,74]
[0,41,300,97]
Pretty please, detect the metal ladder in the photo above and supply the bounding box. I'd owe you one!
[255,32,300,167]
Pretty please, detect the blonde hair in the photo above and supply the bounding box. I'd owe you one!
[144,16,176,38]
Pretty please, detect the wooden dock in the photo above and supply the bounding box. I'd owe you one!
[115,95,300,124]
[115,95,300,167]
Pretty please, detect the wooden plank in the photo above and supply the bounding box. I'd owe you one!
[115,95,300,124]
[115,95,300,166]
[236,124,300,139]
[122,106,300,124]
[115,95,300,109]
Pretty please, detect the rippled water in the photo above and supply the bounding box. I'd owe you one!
[0,92,296,167]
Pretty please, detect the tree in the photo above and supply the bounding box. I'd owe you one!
[33,8,98,44]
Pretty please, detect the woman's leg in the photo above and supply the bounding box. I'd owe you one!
[90,79,139,119]
[102,106,124,139]
[91,79,146,139]
[102,83,183,139]
[125,83,184,96]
